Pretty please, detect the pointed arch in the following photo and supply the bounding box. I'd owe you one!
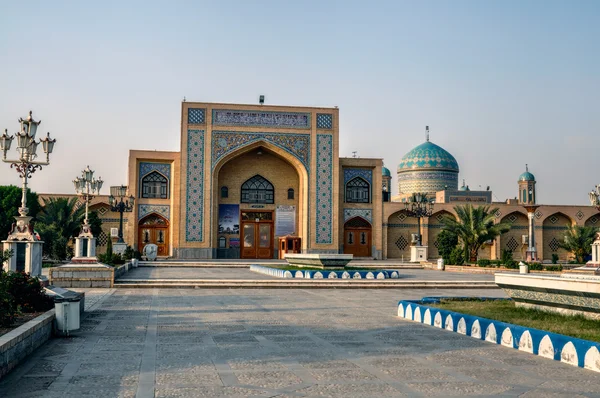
[141,171,169,199]
[428,210,457,259]
[241,175,275,204]
[344,216,372,257]
[345,176,370,203]
[542,212,574,261]
[500,211,529,261]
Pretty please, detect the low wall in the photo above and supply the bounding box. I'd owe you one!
[398,298,600,373]
[0,310,55,380]
[113,262,132,279]
[250,265,399,279]
[422,263,562,275]
[49,264,114,288]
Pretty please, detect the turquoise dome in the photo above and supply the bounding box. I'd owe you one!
[519,171,535,182]
[397,141,459,172]
[382,166,391,177]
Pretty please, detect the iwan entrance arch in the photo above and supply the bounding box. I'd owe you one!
[211,140,309,259]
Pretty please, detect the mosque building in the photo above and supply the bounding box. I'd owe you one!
[63,100,598,262]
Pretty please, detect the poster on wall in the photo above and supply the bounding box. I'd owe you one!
[276,205,296,236]
[229,238,240,248]
[219,204,240,235]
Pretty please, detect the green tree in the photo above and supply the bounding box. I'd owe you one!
[441,204,511,263]
[437,229,459,262]
[36,197,83,260]
[0,186,40,239]
[559,225,598,264]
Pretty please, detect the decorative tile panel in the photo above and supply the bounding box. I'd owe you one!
[316,134,333,244]
[535,210,543,219]
[549,237,561,252]
[188,108,205,124]
[186,129,204,242]
[395,236,409,251]
[138,204,170,221]
[589,216,598,225]
[507,214,518,223]
[397,213,407,222]
[506,237,519,252]
[211,131,310,172]
[576,211,585,220]
[549,215,559,224]
[96,207,108,216]
[316,113,333,129]
[212,110,310,129]
[495,210,502,218]
[343,208,372,224]
[343,168,372,185]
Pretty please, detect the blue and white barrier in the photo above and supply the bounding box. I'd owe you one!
[250,265,399,280]
[397,298,600,373]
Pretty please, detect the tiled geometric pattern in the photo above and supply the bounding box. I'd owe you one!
[211,131,310,172]
[435,213,445,222]
[185,129,204,242]
[212,110,310,129]
[397,141,459,171]
[506,237,519,252]
[139,162,171,195]
[549,237,561,252]
[549,215,559,224]
[343,208,372,224]
[96,231,108,246]
[138,204,170,221]
[316,134,333,244]
[316,113,333,129]
[397,213,407,221]
[507,214,518,223]
[187,108,205,124]
[433,240,439,248]
[395,235,409,251]
[96,206,108,216]
[495,210,502,218]
[576,211,584,220]
[343,168,372,185]
[397,170,458,195]
[535,210,543,219]
[589,216,599,225]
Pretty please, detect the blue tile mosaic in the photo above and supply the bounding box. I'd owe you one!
[212,110,311,129]
[316,134,333,244]
[211,131,310,172]
[344,208,372,224]
[343,168,372,185]
[138,204,170,221]
[188,108,205,124]
[397,141,459,172]
[316,113,333,129]
[139,162,170,180]
[250,265,399,280]
[185,129,204,242]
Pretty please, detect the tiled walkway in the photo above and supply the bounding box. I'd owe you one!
[1,288,598,397]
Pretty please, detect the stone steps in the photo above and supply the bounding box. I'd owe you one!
[114,279,498,289]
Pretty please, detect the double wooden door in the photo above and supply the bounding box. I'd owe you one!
[343,217,372,257]
[138,214,169,257]
[240,211,274,259]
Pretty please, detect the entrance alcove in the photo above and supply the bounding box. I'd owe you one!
[138,213,170,257]
[500,211,529,261]
[212,142,307,259]
[343,217,372,257]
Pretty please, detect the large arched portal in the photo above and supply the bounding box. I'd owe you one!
[213,144,305,259]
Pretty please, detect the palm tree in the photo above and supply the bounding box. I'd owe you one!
[441,204,511,263]
[559,225,598,264]
[36,197,84,240]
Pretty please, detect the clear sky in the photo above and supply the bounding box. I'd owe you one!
[0,0,598,205]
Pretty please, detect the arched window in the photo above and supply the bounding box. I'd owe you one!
[241,175,274,204]
[346,177,370,203]
[287,188,294,200]
[141,171,168,199]
[221,186,229,198]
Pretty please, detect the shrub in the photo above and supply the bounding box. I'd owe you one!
[477,259,492,267]
[112,253,125,265]
[493,260,502,267]
[551,254,559,264]
[504,260,518,269]
[437,230,459,263]
[0,285,17,326]
[544,265,563,272]
[123,246,135,260]
[501,249,513,265]
[3,272,53,313]
[134,250,142,260]
[448,246,464,265]
[529,262,543,271]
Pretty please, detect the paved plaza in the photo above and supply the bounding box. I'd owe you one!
[1,287,599,398]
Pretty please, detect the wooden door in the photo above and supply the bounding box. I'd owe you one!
[138,214,170,256]
[240,211,274,259]
[343,217,372,257]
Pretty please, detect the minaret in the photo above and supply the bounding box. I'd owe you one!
[382,163,392,202]
[519,165,539,261]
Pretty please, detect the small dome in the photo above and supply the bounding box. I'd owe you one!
[459,185,470,191]
[519,171,535,182]
[382,166,391,177]
[397,141,459,172]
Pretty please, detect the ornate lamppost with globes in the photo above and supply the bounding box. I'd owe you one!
[0,111,56,276]
[404,192,434,262]
[72,166,103,261]
[588,185,600,267]
[109,185,135,254]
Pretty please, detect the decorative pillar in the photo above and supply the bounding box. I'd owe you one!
[587,232,600,267]
[524,205,539,262]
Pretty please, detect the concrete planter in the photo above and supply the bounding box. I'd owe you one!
[284,253,353,269]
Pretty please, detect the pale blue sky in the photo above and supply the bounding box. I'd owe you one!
[0,0,598,204]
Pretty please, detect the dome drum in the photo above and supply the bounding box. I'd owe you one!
[398,171,458,196]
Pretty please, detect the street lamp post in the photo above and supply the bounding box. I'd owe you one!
[1,111,56,276]
[109,185,135,254]
[404,192,434,262]
[588,185,600,267]
[72,166,103,261]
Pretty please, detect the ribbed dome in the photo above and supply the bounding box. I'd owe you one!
[382,166,391,177]
[519,171,535,182]
[397,141,459,172]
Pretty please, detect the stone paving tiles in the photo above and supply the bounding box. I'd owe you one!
[0,287,598,397]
